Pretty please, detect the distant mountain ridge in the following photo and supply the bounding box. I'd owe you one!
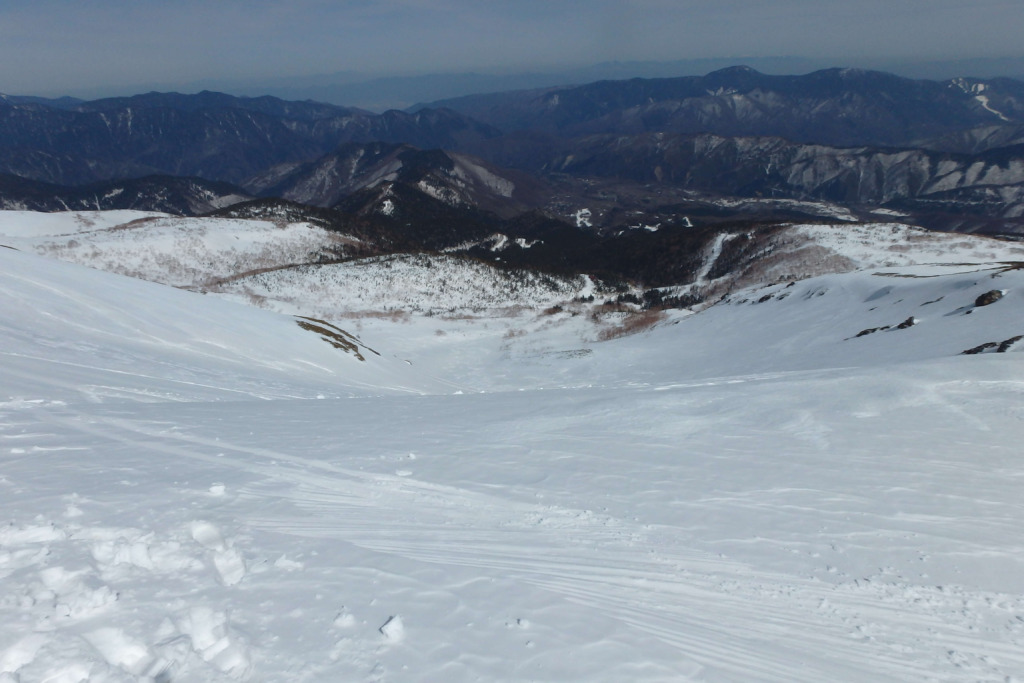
[0,90,500,186]
[539,133,1024,219]
[0,173,250,214]
[421,66,1024,147]
[4,66,1024,235]
[245,141,546,216]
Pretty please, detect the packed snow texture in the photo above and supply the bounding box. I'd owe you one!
[1,212,1024,681]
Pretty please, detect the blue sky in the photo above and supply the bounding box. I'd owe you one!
[1,0,1022,96]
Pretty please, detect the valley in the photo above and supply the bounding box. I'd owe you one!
[2,208,1024,681]
[5,67,1024,237]
[2,64,1024,682]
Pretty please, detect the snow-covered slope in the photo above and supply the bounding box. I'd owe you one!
[0,248,443,403]
[0,211,359,289]
[345,260,1023,393]
[213,253,603,318]
[0,210,612,317]
[789,222,1024,267]
[2,215,1024,681]
[672,221,1024,305]
[8,210,1024,321]
[0,210,169,237]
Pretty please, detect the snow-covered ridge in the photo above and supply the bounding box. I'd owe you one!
[671,222,1024,306]
[5,211,1024,324]
[0,210,169,238]
[0,210,613,325]
[1,211,360,289]
[790,222,1024,267]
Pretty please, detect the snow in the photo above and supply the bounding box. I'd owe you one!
[869,207,910,218]
[451,156,515,198]
[626,222,661,232]
[791,222,1024,268]
[693,232,734,284]
[713,197,858,222]
[573,208,592,228]
[211,252,602,318]
[2,213,1024,680]
[1,211,359,289]
[488,233,509,252]
[0,210,168,238]
[415,180,458,205]
[378,616,405,643]
[975,94,1012,122]
[0,248,442,403]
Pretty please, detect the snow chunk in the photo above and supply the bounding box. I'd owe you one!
[379,615,405,643]
[84,628,156,676]
[213,548,246,586]
[190,521,225,552]
[0,634,48,674]
[177,607,251,677]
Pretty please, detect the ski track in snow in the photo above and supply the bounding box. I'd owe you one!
[4,373,1022,681]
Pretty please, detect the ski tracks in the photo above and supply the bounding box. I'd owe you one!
[6,406,1022,681]
[42,409,1024,682]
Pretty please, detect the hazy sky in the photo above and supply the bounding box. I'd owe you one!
[1,0,1022,96]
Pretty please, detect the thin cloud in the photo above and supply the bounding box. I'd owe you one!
[0,0,1021,95]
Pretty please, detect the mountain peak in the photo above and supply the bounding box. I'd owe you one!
[707,65,762,77]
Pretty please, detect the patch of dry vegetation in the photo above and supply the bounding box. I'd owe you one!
[295,316,380,361]
[596,309,667,341]
[344,310,411,322]
[110,217,164,231]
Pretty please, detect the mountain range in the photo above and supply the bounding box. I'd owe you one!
[3,66,1024,680]
[3,65,1024,256]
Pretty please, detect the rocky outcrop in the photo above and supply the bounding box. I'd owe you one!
[974,290,1005,307]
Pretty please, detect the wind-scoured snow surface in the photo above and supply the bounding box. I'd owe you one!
[2,213,1024,681]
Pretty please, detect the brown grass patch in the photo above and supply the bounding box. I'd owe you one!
[343,310,412,322]
[110,217,164,231]
[295,316,380,361]
[596,309,667,341]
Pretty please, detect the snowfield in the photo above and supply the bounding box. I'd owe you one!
[212,253,602,318]
[2,212,1024,681]
[0,210,169,238]
[789,222,1024,268]
[1,211,359,289]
